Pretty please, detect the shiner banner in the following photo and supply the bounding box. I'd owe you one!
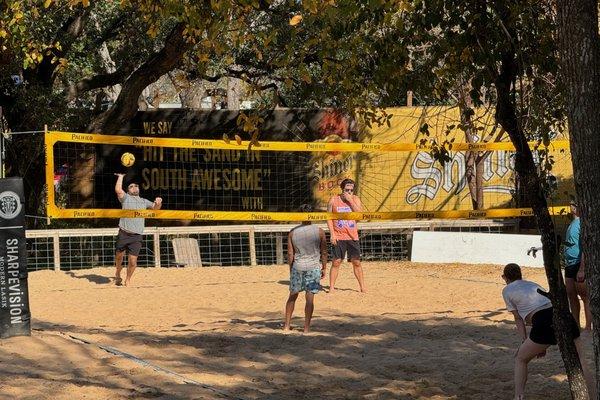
[0,178,30,338]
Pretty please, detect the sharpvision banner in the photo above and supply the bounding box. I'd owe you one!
[0,178,30,338]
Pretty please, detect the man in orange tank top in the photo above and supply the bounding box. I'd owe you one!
[327,178,366,293]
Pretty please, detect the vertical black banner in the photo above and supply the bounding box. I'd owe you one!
[0,178,30,338]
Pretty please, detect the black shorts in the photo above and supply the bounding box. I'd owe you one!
[529,307,580,345]
[565,263,580,279]
[115,229,143,256]
[333,240,361,261]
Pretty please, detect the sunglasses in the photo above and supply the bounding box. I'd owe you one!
[344,188,354,192]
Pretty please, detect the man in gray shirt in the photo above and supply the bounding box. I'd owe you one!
[114,173,162,286]
[283,204,328,333]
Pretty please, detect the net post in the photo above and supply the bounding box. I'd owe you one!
[152,229,161,268]
[44,124,53,226]
[45,124,48,225]
[275,233,284,265]
[248,227,257,266]
[52,232,61,271]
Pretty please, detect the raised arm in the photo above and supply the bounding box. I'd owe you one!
[348,194,363,212]
[326,197,337,245]
[151,197,163,210]
[114,173,126,201]
[340,191,362,212]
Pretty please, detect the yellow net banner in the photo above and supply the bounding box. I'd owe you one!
[45,106,574,221]
[47,207,569,221]
[47,130,570,152]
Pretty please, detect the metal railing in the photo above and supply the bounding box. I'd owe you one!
[25,220,518,271]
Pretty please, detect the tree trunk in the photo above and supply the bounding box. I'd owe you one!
[556,0,600,396]
[496,51,589,399]
[458,83,484,209]
[91,11,121,103]
[226,77,242,110]
[179,81,207,109]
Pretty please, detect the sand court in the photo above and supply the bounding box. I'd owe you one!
[0,262,593,399]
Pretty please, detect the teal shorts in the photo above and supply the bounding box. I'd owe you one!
[290,268,321,294]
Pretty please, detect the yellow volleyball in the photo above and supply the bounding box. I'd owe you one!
[121,152,135,167]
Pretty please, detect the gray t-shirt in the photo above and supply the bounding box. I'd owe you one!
[291,224,322,271]
[119,193,154,234]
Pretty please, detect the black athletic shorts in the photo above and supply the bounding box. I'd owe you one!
[115,229,143,256]
[565,262,580,279]
[333,240,361,261]
[530,306,580,345]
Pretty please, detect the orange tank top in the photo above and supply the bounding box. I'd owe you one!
[331,195,359,241]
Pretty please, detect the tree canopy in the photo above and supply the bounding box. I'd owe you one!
[1,2,598,396]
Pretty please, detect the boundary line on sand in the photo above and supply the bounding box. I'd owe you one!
[42,330,248,400]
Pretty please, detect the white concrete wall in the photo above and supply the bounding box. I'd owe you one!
[411,231,544,267]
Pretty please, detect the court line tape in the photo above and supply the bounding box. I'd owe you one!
[47,130,571,152]
[46,206,570,220]
[56,331,248,400]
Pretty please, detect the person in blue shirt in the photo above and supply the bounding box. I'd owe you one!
[563,199,591,331]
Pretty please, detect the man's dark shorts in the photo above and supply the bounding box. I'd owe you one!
[565,262,580,279]
[115,229,143,256]
[333,240,361,261]
[530,306,580,345]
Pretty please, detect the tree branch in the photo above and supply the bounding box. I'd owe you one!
[66,66,131,100]
[26,8,90,86]
[89,23,191,133]
[87,14,128,51]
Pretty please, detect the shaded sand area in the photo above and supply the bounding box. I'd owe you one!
[0,262,594,399]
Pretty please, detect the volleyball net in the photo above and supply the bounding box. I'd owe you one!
[45,130,572,221]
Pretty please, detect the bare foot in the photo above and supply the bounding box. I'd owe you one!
[329,288,336,293]
[360,288,367,293]
[303,328,310,334]
[115,277,122,286]
[124,279,131,287]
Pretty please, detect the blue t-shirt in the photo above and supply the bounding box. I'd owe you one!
[564,217,581,266]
